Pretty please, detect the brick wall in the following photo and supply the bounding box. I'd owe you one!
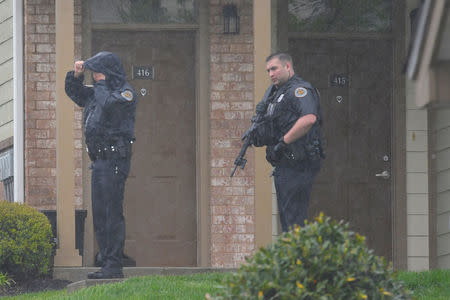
[23,0,257,267]
[209,0,255,267]
[24,0,83,210]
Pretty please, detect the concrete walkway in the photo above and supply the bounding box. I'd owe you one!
[55,267,235,292]
[67,278,125,293]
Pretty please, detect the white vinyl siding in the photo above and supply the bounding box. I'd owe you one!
[0,0,13,142]
[405,0,429,271]
[433,108,450,268]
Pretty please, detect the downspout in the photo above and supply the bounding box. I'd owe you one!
[13,0,24,204]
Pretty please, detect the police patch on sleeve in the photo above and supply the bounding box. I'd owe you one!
[295,87,308,98]
[121,90,133,101]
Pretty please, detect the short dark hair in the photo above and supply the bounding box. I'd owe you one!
[266,52,293,66]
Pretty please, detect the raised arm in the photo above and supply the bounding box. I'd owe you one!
[64,61,93,107]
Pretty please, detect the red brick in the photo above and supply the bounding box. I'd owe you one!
[36,44,55,53]
[35,62,54,72]
[27,15,50,24]
[210,0,255,268]
[27,34,50,43]
[36,139,56,149]
[28,73,50,81]
[27,129,49,139]
[36,100,55,110]
[35,6,54,14]
[36,82,55,91]
[36,119,56,129]
[35,158,56,168]
[230,102,253,110]
[211,101,230,110]
[26,100,36,110]
[224,111,244,120]
[24,0,83,215]
[36,24,55,34]
[28,54,49,62]
[27,110,55,120]
[26,24,36,34]
[26,5,35,14]
[28,167,52,177]
[27,148,55,159]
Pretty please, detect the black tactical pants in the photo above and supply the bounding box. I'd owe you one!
[274,163,320,232]
[91,157,130,274]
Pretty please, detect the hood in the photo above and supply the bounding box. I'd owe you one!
[84,51,126,90]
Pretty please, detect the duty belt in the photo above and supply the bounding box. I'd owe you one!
[86,140,133,161]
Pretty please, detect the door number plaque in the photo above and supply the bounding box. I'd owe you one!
[132,66,154,80]
[330,74,348,87]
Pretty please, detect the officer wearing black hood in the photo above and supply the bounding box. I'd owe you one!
[252,52,324,232]
[65,51,137,279]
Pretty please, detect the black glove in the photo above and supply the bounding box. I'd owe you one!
[255,101,268,115]
[267,136,288,163]
[249,130,264,147]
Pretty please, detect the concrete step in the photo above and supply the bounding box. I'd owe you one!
[54,267,235,283]
[67,278,125,293]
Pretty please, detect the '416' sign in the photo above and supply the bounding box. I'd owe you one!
[329,74,348,87]
[132,66,154,80]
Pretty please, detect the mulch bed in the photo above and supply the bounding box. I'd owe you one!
[0,276,72,297]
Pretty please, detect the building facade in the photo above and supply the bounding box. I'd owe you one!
[406,0,450,269]
[3,0,449,270]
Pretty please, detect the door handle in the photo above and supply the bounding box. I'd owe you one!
[375,170,390,179]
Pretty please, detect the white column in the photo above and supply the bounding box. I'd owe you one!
[13,0,25,203]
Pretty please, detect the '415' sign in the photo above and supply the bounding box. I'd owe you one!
[132,66,154,80]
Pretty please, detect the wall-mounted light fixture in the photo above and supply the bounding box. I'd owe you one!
[223,4,239,34]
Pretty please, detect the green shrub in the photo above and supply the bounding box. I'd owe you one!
[0,201,53,280]
[212,213,411,300]
[0,272,14,290]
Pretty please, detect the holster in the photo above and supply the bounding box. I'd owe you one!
[266,139,308,168]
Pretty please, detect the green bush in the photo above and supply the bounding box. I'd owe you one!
[0,201,53,280]
[0,272,14,290]
[212,213,411,300]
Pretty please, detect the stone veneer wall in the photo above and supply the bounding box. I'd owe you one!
[209,0,256,267]
[24,0,83,210]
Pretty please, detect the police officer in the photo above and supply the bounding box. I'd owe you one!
[65,51,137,279]
[253,52,324,232]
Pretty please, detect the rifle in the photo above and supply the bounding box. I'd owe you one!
[230,85,275,177]
[230,114,264,177]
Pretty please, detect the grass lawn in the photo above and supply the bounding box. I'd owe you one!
[3,273,224,300]
[398,269,450,300]
[2,270,450,299]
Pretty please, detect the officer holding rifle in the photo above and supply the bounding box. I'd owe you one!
[232,52,324,232]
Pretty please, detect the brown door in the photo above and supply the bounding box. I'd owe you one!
[289,38,392,260]
[92,31,197,266]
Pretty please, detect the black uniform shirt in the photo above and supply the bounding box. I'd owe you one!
[65,72,137,148]
[266,75,321,143]
[64,51,138,152]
